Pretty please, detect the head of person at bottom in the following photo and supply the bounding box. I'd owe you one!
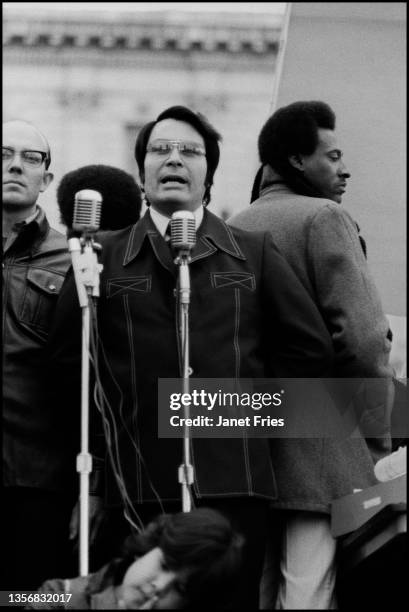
[115,507,244,610]
[257,100,351,203]
[56,164,142,232]
[134,105,222,216]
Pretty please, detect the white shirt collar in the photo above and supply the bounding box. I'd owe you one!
[149,206,204,237]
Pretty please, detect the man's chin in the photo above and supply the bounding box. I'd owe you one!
[3,197,29,208]
[330,193,343,204]
[152,198,200,214]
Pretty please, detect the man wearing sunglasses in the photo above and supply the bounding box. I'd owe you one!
[2,120,75,590]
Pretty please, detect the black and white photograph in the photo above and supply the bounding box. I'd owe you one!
[2,2,406,609]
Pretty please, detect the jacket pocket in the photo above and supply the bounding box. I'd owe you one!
[106,276,152,298]
[211,271,256,291]
[19,268,65,339]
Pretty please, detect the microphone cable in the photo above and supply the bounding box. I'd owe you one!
[88,297,145,533]
[88,297,167,529]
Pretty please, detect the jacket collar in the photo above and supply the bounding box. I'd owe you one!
[194,208,246,261]
[258,165,292,198]
[258,164,332,202]
[29,207,52,254]
[4,206,50,255]
[123,208,246,268]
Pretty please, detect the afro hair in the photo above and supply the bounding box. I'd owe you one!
[57,164,142,231]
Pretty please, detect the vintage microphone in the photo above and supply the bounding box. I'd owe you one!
[69,190,102,306]
[68,189,103,576]
[170,210,196,253]
[73,189,102,232]
[170,210,196,512]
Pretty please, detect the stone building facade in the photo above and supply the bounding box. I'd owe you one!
[3,7,282,229]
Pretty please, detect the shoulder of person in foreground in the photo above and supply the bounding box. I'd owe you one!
[24,577,85,609]
[25,561,121,610]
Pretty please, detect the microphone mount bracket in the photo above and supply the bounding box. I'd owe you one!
[174,249,192,265]
[68,236,103,307]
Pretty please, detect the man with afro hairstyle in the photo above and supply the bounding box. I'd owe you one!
[229,101,393,609]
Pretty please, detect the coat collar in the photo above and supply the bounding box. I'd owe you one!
[4,205,51,256]
[123,208,246,268]
[258,165,292,198]
[258,164,331,202]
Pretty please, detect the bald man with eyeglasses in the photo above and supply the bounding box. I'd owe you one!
[2,120,76,591]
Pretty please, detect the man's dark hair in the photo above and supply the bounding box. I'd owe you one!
[257,101,336,197]
[56,164,142,231]
[116,507,244,609]
[134,105,222,206]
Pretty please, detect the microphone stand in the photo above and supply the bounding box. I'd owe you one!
[175,247,194,512]
[68,234,103,576]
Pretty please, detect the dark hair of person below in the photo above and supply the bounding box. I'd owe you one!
[56,164,142,231]
[134,105,222,207]
[111,507,244,609]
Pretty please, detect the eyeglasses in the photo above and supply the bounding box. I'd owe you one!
[146,140,205,158]
[2,147,49,168]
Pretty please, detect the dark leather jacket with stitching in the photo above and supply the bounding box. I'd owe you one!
[2,206,77,491]
[49,208,336,505]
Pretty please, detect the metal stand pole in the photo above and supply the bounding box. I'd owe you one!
[78,304,92,576]
[68,237,103,575]
[176,257,194,512]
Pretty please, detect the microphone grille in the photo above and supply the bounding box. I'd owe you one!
[73,189,102,233]
[170,211,196,251]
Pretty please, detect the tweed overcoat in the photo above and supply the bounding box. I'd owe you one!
[49,208,334,506]
[229,167,393,512]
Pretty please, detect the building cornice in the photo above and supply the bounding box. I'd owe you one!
[3,9,282,55]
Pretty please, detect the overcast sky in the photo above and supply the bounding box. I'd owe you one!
[4,2,287,13]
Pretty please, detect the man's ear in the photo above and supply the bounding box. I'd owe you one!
[288,154,304,171]
[40,171,54,193]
